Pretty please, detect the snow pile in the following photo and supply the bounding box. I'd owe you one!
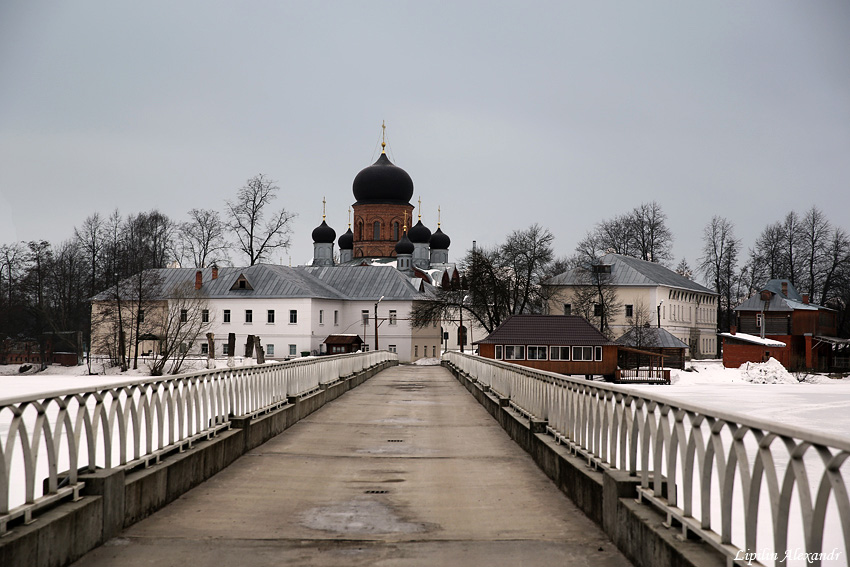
[412,357,441,366]
[739,357,798,384]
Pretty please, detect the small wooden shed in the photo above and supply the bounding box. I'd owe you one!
[616,327,689,370]
[323,334,364,355]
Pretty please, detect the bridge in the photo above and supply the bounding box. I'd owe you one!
[1,353,848,567]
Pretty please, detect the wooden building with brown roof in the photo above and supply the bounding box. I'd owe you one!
[474,314,618,378]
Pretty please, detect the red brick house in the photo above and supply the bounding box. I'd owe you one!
[475,315,619,378]
[723,279,839,371]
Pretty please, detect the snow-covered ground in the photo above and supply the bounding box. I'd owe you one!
[619,358,850,441]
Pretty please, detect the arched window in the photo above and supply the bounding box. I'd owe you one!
[357,221,363,241]
[373,221,381,241]
[393,221,399,241]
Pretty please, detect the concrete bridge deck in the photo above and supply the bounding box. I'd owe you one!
[71,364,630,566]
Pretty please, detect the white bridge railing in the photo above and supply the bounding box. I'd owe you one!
[0,351,394,535]
[444,351,850,567]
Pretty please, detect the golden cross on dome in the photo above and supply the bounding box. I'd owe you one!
[347,206,351,229]
[438,206,441,228]
[403,210,408,232]
[418,197,422,220]
[322,197,326,221]
[381,121,386,153]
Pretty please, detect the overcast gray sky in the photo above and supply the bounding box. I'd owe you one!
[2,1,848,274]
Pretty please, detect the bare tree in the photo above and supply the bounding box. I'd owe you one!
[226,174,296,265]
[148,282,213,376]
[624,300,656,348]
[568,260,622,338]
[576,202,673,265]
[699,216,740,355]
[178,208,228,268]
[631,201,673,264]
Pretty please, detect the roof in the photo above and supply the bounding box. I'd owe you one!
[615,327,688,349]
[324,334,363,345]
[734,279,829,313]
[720,332,786,347]
[93,264,434,302]
[545,253,716,295]
[475,315,615,346]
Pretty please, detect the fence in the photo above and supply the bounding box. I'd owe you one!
[0,351,394,535]
[444,351,850,567]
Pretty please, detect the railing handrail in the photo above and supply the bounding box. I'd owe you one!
[0,351,396,533]
[444,351,850,565]
[0,353,372,406]
[446,352,850,451]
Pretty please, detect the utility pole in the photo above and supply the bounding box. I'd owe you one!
[374,296,384,350]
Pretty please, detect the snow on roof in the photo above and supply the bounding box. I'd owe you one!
[720,332,786,347]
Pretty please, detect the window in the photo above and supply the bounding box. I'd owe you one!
[362,310,369,325]
[595,346,603,361]
[527,346,547,360]
[592,264,612,274]
[388,345,397,353]
[222,343,229,355]
[756,313,763,329]
[334,310,339,325]
[245,309,253,323]
[494,345,503,359]
[550,346,570,360]
[202,309,209,323]
[179,343,188,354]
[267,344,274,356]
[319,310,324,324]
[289,310,297,324]
[180,309,188,323]
[593,304,603,317]
[223,309,231,323]
[393,222,399,240]
[625,304,633,318]
[373,221,381,240]
[573,346,594,361]
[267,310,275,323]
[504,345,525,360]
[138,309,145,323]
[289,344,297,356]
[432,346,436,357]
[415,345,418,357]
[389,310,397,325]
[563,304,572,316]
[201,343,209,355]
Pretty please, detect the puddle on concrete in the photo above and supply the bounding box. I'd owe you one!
[300,499,426,535]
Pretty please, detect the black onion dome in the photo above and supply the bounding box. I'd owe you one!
[352,153,414,205]
[338,227,353,250]
[395,232,414,255]
[408,220,431,243]
[311,220,336,244]
[430,227,451,249]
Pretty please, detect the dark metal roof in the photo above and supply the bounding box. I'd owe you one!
[324,334,363,345]
[615,327,688,349]
[475,315,615,346]
[734,279,827,313]
[546,253,716,295]
[93,264,433,302]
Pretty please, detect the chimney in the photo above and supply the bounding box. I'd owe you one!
[211,264,218,280]
[781,282,788,297]
[730,325,737,335]
[195,270,202,290]
[802,294,809,304]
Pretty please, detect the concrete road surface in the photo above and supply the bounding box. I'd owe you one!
[72,364,631,567]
